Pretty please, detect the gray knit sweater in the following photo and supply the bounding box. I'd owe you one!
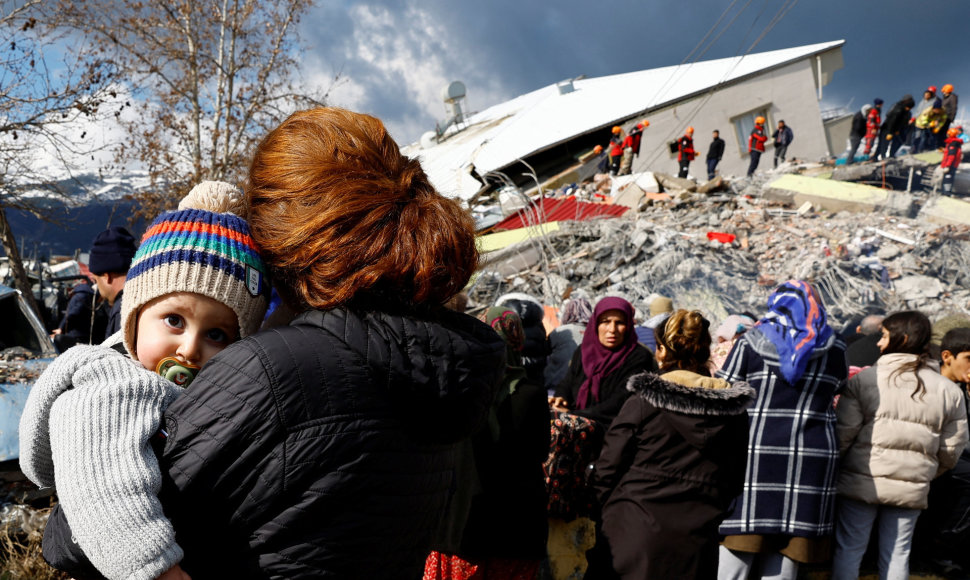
[19,339,183,580]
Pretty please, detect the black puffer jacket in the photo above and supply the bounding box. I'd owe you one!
[157,307,506,579]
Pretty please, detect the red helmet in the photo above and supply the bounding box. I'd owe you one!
[948,127,961,138]
[928,85,937,94]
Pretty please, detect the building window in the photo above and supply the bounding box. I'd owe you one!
[733,107,770,156]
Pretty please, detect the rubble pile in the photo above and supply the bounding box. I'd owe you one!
[468,181,970,328]
[0,348,46,384]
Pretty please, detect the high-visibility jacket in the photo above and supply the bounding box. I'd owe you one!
[942,136,964,169]
[609,135,624,157]
[677,135,696,162]
[748,126,767,153]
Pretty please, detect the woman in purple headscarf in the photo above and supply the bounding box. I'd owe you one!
[551,297,657,426]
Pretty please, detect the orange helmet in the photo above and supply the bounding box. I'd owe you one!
[943,84,954,94]
[641,119,650,128]
[755,116,766,125]
[593,144,604,154]
[612,126,622,134]
[948,127,961,138]
[686,126,694,135]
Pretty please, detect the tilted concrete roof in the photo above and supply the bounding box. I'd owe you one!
[403,40,845,201]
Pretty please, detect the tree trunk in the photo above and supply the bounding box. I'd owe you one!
[0,205,44,322]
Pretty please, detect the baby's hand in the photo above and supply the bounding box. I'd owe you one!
[156,563,191,580]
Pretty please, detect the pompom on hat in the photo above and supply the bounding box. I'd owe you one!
[121,181,270,357]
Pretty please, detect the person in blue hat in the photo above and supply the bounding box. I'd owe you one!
[87,226,137,342]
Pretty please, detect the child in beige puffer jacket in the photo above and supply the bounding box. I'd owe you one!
[833,311,968,580]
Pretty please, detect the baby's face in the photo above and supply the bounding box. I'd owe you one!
[135,292,239,372]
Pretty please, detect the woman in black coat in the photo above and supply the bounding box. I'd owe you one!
[590,310,753,580]
[40,108,507,579]
[551,296,657,427]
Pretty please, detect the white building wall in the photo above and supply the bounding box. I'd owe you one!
[625,58,829,179]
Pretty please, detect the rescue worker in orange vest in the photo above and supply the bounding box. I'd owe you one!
[747,116,768,177]
[677,126,696,178]
[624,119,649,158]
[941,127,963,193]
[608,126,625,175]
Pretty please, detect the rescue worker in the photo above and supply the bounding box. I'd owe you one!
[747,116,767,177]
[677,126,696,178]
[939,84,959,149]
[864,99,883,156]
[941,127,963,193]
[847,105,870,164]
[913,98,948,154]
[872,94,915,161]
[707,129,725,180]
[608,126,624,175]
[624,119,649,158]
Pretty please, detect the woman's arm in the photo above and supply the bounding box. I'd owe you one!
[592,395,644,505]
[835,375,865,456]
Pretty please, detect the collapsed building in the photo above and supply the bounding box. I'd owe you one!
[403,39,970,330]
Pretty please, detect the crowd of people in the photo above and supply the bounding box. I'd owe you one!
[16,104,970,580]
[846,84,963,190]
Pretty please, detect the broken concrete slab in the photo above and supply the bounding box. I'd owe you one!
[696,176,726,194]
[764,174,914,215]
[918,194,970,226]
[654,172,698,193]
[612,183,645,210]
[894,275,944,302]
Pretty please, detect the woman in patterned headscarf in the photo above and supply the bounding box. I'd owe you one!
[716,280,848,580]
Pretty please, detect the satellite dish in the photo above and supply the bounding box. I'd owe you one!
[420,131,437,149]
[441,81,466,104]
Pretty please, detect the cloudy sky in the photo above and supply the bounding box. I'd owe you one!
[300,0,970,146]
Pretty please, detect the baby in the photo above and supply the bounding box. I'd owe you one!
[20,181,270,580]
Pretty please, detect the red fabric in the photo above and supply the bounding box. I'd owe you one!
[943,137,964,169]
[748,127,767,152]
[706,232,736,244]
[423,552,540,580]
[491,197,628,231]
[677,135,696,161]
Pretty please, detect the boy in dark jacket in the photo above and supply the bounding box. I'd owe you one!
[20,182,270,580]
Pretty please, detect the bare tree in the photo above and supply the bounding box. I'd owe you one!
[0,0,117,320]
[49,0,326,219]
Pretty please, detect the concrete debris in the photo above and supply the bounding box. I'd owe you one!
[469,168,970,328]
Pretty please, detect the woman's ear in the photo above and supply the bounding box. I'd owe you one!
[655,343,666,363]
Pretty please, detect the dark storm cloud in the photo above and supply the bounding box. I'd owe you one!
[301,1,970,144]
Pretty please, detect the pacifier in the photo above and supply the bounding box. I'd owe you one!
[156,357,200,387]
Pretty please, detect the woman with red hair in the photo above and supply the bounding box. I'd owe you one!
[151,108,507,577]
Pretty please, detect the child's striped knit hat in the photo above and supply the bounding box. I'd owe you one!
[122,181,270,358]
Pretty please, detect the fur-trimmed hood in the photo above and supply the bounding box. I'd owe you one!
[627,371,755,417]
